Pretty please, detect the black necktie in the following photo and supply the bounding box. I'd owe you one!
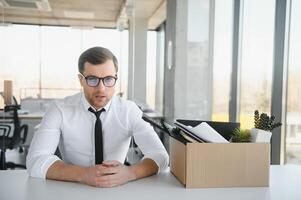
[88,107,105,165]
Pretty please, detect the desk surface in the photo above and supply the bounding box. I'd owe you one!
[18,112,44,120]
[1,165,301,200]
[0,111,44,120]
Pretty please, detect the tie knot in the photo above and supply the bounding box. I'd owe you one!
[88,107,105,118]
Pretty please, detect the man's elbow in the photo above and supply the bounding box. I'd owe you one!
[160,151,169,171]
[148,151,169,173]
[26,155,39,178]
[26,154,60,179]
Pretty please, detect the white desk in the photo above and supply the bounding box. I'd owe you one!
[1,165,301,200]
[18,112,44,120]
[0,110,44,120]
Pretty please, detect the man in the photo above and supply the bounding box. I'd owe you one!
[26,47,169,187]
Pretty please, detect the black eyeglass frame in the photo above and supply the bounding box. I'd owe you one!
[80,73,118,87]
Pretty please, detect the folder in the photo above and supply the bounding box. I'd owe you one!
[176,119,240,141]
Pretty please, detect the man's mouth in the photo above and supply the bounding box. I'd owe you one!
[95,95,106,100]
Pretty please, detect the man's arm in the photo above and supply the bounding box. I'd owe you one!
[46,161,86,182]
[27,102,103,186]
[46,160,118,187]
[26,102,62,178]
[46,160,106,187]
[130,158,159,179]
[127,103,169,172]
[46,158,158,187]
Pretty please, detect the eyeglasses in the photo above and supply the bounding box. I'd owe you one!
[80,73,117,87]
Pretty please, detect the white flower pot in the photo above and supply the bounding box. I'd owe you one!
[250,128,272,143]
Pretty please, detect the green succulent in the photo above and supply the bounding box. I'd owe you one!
[254,110,282,131]
[231,128,252,143]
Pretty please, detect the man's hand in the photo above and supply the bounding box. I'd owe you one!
[93,159,159,188]
[97,160,136,187]
[80,161,136,187]
[79,164,109,187]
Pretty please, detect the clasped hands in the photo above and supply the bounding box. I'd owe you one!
[81,160,136,188]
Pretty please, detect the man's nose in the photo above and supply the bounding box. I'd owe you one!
[96,80,106,91]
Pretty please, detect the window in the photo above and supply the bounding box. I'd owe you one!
[40,26,81,98]
[0,25,128,104]
[0,25,40,102]
[146,31,157,109]
[155,24,165,114]
[239,0,275,129]
[185,0,212,119]
[286,0,301,164]
[212,0,234,122]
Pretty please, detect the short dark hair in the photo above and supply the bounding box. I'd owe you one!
[78,46,118,74]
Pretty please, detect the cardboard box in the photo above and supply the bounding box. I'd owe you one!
[170,137,270,188]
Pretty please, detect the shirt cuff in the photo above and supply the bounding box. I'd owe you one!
[27,155,61,179]
[143,151,169,172]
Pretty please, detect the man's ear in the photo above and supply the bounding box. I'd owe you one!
[78,74,84,87]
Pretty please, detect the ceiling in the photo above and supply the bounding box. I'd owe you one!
[0,0,166,30]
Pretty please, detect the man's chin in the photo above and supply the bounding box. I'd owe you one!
[93,100,107,109]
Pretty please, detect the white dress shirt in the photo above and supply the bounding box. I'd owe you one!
[26,92,169,178]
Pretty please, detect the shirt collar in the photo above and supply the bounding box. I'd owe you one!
[81,92,113,112]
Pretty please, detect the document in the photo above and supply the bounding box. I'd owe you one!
[178,130,201,143]
[175,121,229,143]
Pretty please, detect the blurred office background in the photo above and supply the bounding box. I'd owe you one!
[0,0,300,166]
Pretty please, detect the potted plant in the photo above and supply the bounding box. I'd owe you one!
[231,128,252,143]
[251,110,282,143]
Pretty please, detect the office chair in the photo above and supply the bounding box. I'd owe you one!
[0,105,28,170]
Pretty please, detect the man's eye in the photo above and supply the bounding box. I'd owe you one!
[87,77,98,81]
[104,77,113,81]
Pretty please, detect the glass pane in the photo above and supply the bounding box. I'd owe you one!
[1,25,129,104]
[146,31,157,110]
[239,0,275,129]
[40,26,81,98]
[286,0,301,165]
[212,0,233,122]
[186,0,211,119]
[0,24,40,102]
[155,25,165,114]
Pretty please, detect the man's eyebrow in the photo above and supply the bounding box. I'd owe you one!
[85,74,116,78]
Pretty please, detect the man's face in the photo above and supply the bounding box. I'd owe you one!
[79,60,116,109]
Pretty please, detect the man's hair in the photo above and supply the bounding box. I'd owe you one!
[78,46,118,74]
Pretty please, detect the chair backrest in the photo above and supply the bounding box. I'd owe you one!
[0,124,11,137]
[3,105,28,149]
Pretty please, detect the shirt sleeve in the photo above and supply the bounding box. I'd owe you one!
[128,103,169,172]
[26,102,62,179]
